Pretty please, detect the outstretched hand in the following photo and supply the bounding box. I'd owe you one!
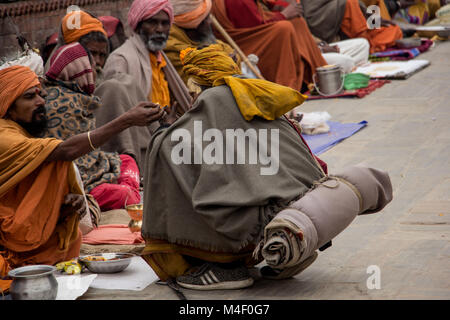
[126,102,165,126]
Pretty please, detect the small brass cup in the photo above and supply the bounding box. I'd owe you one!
[126,203,143,233]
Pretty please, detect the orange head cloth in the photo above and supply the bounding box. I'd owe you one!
[173,0,212,29]
[0,66,41,118]
[61,10,108,44]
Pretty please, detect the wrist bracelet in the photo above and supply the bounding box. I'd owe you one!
[87,131,96,151]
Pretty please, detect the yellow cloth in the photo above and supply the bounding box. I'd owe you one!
[0,119,83,292]
[181,45,307,121]
[141,238,258,281]
[223,77,307,121]
[62,10,108,44]
[165,24,240,84]
[149,52,171,107]
[406,0,442,24]
[0,66,41,118]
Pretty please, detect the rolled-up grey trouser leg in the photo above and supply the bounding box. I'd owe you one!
[258,166,393,271]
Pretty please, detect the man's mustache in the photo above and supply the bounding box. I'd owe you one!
[149,33,168,41]
[33,105,46,116]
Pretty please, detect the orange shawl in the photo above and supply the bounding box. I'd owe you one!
[212,0,326,91]
[0,119,82,293]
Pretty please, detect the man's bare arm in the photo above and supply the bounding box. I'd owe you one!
[46,102,164,162]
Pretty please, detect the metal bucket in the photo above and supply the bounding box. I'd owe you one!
[8,265,58,300]
[313,65,344,96]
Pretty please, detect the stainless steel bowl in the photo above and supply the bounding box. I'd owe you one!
[8,265,58,300]
[78,253,134,273]
[395,38,422,48]
[437,28,450,38]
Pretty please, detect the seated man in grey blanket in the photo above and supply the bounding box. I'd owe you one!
[141,45,393,291]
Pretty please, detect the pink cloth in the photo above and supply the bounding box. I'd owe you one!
[127,0,174,31]
[90,154,141,211]
[82,224,144,244]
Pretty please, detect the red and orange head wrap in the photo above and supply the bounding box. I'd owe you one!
[0,66,41,118]
[61,10,108,44]
[171,0,212,29]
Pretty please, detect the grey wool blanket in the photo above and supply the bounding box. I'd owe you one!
[142,85,325,253]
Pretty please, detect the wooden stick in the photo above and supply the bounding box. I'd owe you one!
[210,14,265,80]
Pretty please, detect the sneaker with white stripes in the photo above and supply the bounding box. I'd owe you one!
[176,262,254,290]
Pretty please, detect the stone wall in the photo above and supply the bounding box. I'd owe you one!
[0,0,134,59]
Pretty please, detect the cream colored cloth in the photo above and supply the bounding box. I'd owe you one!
[322,38,370,73]
[0,50,44,78]
[171,0,205,15]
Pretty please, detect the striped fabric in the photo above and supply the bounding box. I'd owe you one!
[199,270,220,285]
[46,42,95,95]
[127,0,174,31]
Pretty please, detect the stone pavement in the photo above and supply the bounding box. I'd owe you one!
[81,41,450,301]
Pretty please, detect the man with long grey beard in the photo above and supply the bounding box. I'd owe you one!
[95,0,192,171]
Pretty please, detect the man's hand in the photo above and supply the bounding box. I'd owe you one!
[160,102,179,126]
[319,42,340,53]
[281,3,304,20]
[60,193,87,222]
[381,18,396,27]
[125,102,165,126]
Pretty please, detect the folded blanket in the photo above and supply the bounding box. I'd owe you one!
[82,224,144,245]
[369,39,433,61]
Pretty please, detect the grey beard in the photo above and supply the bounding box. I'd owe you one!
[198,32,216,46]
[140,30,168,52]
[146,38,167,52]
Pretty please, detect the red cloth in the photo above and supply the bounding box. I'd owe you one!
[225,0,285,28]
[89,154,141,211]
[82,224,144,245]
[99,16,121,38]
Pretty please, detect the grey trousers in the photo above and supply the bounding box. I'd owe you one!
[257,166,393,269]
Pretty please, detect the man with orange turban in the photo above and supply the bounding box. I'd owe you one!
[165,0,243,83]
[96,0,192,170]
[45,10,110,79]
[0,65,168,295]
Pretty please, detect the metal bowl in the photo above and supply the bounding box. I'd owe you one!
[8,265,58,300]
[78,253,134,273]
[395,38,422,48]
[437,28,450,38]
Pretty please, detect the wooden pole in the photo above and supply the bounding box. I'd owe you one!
[210,14,265,80]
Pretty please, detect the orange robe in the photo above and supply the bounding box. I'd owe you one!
[341,0,403,53]
[148,52,171,108]
[212,0,326,91]
[0,119,82,293]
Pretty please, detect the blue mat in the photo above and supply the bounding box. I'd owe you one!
[303,121,368,155]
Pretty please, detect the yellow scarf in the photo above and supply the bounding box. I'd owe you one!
[180,45,306,121]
